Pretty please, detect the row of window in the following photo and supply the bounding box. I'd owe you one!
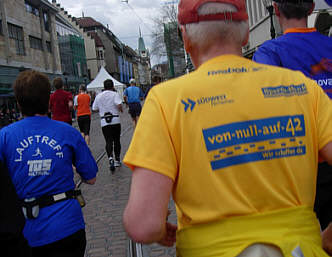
[56,21,81,38]
[3,22,52,55]
[97,50,104,60]
[28,35,52,53]
[25,1,39,17]
[8,23,25,55]
[25,1,50,32]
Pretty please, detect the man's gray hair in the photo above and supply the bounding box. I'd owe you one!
[184,2,249,47]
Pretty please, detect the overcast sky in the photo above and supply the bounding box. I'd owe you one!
[54,0,178,64]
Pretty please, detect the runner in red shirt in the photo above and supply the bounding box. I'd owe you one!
[49,78,73,125]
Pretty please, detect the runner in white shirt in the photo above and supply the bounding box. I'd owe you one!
[92,79,123,172]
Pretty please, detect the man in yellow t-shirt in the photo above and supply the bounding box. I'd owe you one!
[122,0,332,256]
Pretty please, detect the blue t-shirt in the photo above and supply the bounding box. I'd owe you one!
[124,86,144,103]
[253,30,332,98]
[0,116,98,246]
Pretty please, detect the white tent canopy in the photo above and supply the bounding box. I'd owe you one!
[87,66,125,99]
[87,66,124,90]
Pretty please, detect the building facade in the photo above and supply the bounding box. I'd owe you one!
[163,21,186,79]
[76,16,150,86]
[51,0,100,81]
[151,62,168,83]
[55,13,88,91]
[76,17,124,82]
[0,0,62,93]
[120,45,137,84]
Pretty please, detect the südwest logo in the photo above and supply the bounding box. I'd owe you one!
[181,99,196,112]
[181,94,233,112]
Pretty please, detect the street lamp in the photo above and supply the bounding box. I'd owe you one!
[262,0,276,39]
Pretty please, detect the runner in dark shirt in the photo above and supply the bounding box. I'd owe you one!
[0,161,31,257]
[49,78,73,125]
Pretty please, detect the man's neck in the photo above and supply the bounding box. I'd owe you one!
[191,43,242,68]
[23,114,47,118]
[280,18,308,33]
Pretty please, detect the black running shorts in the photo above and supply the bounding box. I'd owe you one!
[128,102,142,119]
[77,115,91,135]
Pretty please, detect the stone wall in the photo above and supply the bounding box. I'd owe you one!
[0,0,61,73]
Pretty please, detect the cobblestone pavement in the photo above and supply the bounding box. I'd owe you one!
[73,110,176,257]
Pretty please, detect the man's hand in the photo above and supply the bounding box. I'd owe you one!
[157,222,177,247]
[322,223,332,255]
[68,100,73,111]
[84,177,96,185]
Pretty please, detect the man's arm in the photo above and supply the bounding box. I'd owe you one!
[67,93,73,111]
[139,88,144,101]
[49,97,53,114]
[68,100,73,111]
[92,97,98,112]
[117,104,123,113]
[123,167,176,245]
[319,142,332,166]
[322,220,332,255]
[84,177,96,185]
[123,95,128,105]
[73,96,78,110]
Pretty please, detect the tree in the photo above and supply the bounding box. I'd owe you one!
[151,4,189,78]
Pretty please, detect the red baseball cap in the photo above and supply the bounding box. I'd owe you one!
[178,0,248,25]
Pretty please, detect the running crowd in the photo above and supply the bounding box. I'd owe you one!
[0,72,145,256]
[1,0,332,257]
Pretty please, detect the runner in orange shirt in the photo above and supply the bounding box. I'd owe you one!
[74,85,91,145]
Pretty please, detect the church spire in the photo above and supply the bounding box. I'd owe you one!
[138,28,147,57]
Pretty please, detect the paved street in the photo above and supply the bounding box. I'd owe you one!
[73,110,176,257]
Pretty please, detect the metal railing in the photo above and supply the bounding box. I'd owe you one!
[128,239,144,257]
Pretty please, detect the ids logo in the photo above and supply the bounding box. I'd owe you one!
[27,159,52,176]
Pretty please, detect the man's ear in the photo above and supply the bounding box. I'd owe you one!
[242,28,249,47]
[181,26,192,54]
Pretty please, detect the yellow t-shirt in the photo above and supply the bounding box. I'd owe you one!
[124,55,332,240]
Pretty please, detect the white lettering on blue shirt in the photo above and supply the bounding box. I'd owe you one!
[15,135,64,162]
